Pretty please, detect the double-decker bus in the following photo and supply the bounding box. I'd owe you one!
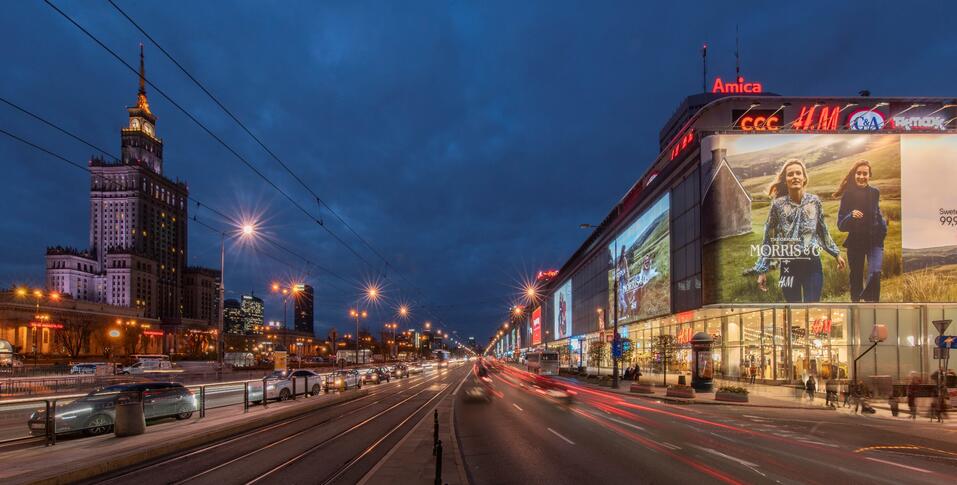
[525,350,559,375]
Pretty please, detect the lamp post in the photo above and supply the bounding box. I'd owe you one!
[582,222,620,388]
[349,309,368,365]
[218,222,258,368]
[16,288,59,367]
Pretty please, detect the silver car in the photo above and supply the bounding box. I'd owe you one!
[248,369,324,402]
[28,382,196,436]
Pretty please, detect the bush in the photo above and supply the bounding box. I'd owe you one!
[667,384,692,391]
[717,386,749,395]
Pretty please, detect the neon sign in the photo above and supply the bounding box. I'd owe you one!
[892,115,945,131]
[143,330,164,337]
[536,269,558,281]
[669,129,695,161]
[531,307,542,345]
[676,327,693,345]
[733,109,781,132]
[810,318,832,336]
[29,322,63,329]
[712,76,763,94]
[792,105,841,131]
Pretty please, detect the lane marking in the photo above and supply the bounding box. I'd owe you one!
[451,369,469,396]
[547,427,575,445]
[512,403,523,412]
[660,442,681,450]
[601,415,646,432]
[864,457,931,473]
[692,445,759,468]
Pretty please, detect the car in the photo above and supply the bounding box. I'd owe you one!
[363,367,390,384]
[408,363,423,374]
[289,369,325,396]
[391,364,409,378]
[325,370,361,392]
[27,382,196,436]
[248,369,323,402]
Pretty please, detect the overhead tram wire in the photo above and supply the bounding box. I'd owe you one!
[51,1,463,337]
[0,106,351,296]
[42,0,376,273]
[105,1,464,332]
[108,0,394,271]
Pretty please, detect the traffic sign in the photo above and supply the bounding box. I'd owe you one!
[935,336,957,349]
[933,319,952,335]
[612,341,622,359]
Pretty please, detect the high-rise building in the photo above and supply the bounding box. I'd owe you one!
[240,294,264,334]
[293,284,314,335]
[45,46,210,324]
[223,299,243,335]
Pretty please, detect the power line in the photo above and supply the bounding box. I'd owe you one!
[42,0,377,271]
[105,1,462,333]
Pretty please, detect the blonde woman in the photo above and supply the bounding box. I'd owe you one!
[747,159,846,302]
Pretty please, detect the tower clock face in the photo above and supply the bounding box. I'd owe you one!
[131,118,140,130]
[143,122,154,136]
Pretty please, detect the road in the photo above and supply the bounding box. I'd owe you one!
[456,364,957,485]
[82,363,469,485]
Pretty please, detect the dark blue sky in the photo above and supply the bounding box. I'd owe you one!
[2,1,955,343]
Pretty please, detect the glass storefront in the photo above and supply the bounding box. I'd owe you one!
[563,304,957,385]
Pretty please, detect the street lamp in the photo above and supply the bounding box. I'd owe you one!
[271,283,301,328]
[15,288,60,366]
[350,309,368,365]
[218,220,259,369]
[581,222,620,388]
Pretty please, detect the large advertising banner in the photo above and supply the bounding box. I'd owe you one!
[553,280,572,339]
[608,194,671,324]
[701,133,957,303]
[531,307,542,345]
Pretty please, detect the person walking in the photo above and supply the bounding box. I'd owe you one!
[805,375,816,403]
[825,378,837,407]
[749,362,757,384]
[907,377,919,420]
[635,363,641,384]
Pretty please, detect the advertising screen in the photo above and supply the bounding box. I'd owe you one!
[608,194,671,324]
[701,133,957,304]
[553,280,572,339]
[531,307,542,345]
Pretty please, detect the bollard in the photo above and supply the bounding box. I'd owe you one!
[44,400,53,446]
[434,439,443,485]
[49,399,57,446]
[199,386,206,418]
[114,393,146,437]
[262,377,269,408]
[292,378,296,401]
[243,382,249,413]
[432,409,439,455]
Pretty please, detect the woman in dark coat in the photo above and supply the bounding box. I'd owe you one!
[835,160,887,302]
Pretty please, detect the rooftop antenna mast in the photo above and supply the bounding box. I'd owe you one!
[735,25,741,79]
[702,43,708,92]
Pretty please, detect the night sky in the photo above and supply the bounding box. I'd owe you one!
[2,1,955,344]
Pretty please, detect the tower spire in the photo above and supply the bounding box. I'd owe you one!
[137,43,151,114]
[138,43,146,96]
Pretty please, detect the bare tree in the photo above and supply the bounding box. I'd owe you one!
[55,318,93,359]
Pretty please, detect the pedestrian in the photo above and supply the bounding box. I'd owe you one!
[888,394,899,417]
[805,375,816,403]
[825,379,837,407]
[635,363,642,384]
[750,363,757,384]
[907,377,919,420]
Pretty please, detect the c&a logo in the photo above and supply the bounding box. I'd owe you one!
[847,109,886,130]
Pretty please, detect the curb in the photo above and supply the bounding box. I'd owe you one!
[626,392,837,410]
[25,389,369,485]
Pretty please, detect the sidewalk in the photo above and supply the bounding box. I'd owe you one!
[360,386,468,485]
[0,389,366,485]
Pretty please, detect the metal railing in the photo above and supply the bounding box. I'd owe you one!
[0,372,342,448]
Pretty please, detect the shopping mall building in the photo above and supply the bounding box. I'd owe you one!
[495,78,957,386]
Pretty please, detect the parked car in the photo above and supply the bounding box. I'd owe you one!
[391,364,409,378]
[118,355,174,374]
[248,369,322,402]
[27,382,196,436]
[325,369,361,392]
[363,367,391,384]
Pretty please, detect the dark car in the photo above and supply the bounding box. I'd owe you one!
[391,364,409,378]
[363,367,391,384]
[28,382,196,436]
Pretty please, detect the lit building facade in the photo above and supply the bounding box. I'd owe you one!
[502,82,957,389]
[293,284,314,335]
[241,294,264,334]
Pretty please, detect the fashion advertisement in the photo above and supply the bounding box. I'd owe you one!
[531,307,542,345]
[607,194,671,324]
[701,133,957,304]
[553,280,572,339]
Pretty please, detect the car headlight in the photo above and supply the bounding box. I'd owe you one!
[267,384,276,390]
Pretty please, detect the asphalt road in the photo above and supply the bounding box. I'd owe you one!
[456,364,957,485]
[82,363,469,485]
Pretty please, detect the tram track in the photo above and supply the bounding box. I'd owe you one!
[89,370,445,485]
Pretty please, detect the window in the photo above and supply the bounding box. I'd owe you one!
[671,168,701,312]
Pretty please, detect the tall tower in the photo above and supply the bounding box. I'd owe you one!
[294,284,315,335]
[86,45,188,321]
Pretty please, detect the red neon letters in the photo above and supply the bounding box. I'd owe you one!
[792,105,840,131]
[670,129,695,161]
[740,114,780,131]
[712,76,763,94]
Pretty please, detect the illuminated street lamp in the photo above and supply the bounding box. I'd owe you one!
[218,219,259,368]
[350,308,368,365]
[15,287,60,366]
[271,282,302,328]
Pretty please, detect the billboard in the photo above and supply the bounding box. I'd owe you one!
[553,280,572,339]
[702,133,957,304]
[608,194,671,324]
[531,307,542,345]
